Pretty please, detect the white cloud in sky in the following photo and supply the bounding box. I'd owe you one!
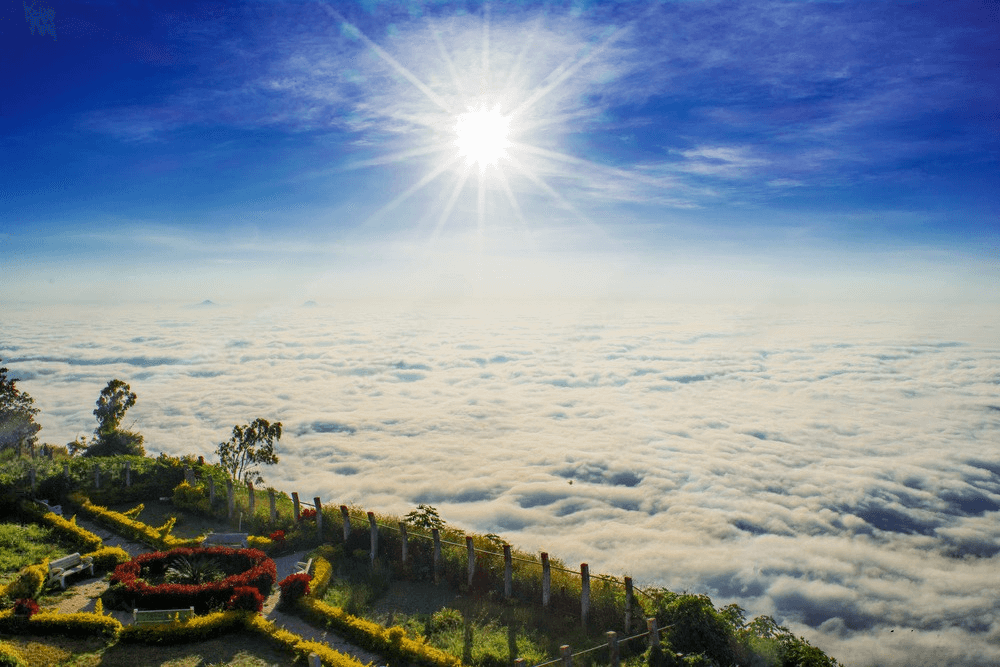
[3,301,999,667]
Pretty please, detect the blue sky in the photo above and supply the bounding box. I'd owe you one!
[3,0,997,304]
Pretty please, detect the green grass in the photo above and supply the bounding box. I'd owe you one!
[0,522,70,585]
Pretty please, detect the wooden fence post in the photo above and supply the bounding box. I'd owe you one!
[625,576,634,632]
[314,497,323,541]
[247,481,255,516]
[503,544,512,600]
[432,528,442,584]
[29,467,36,495]
[291,492,300,521]
[308,652,321,667]
[184,467,195,485]
[541,552,551,607]
[466,536,476,587]
[399,522,408,563]
[515,659,525,667]
[647,618,659,647]
[268,489,277,524]
[226,479,234,520]
[368,512,378,563]
[580,563,590,629]
[560,644,572,667]
[124,460,131,487]
[94,465,100,489]
[340,506,351,542]
[607,631,620,667]
[63,463,69,480]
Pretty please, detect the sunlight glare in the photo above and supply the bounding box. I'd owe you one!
[455,107,510,168]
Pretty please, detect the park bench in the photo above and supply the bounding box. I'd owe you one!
[36,499,63,516]
[133,606,196,625]
[295,558,313,575]
[201,532,249,548]
[47,553,94,589]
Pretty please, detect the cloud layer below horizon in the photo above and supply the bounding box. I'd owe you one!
[3,301,999,666]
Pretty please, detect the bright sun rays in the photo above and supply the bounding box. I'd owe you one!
[321,3,628,250]
[455,107,510,168]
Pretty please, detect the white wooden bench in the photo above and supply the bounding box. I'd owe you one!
[201,532,249,548]
[295,558,313,575]
[47,553,94,589]
[133,606,196,625]
[37,499,63,516]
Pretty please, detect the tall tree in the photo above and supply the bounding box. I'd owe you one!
[0,360,42,450]
[93,379,136,434]
[85,379,144,457]
[216,418,282,484]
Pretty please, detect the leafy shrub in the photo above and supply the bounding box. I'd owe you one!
[780,636,844,667]
[245,614,368,667]
[657,594,740,667]
[0,641,26,667]
[247,535,273,552]
[278,573,311,608]
[119,610,245,644]
[300,508,317,521]
[165,553,225,585]
[0,564,46,601]
[84,546,131,571]
[226,586,264,613]
[0,609,122,639]
[431,607,463,632]
[300,597,462,667]
[171,480,212,513]
[28,509,103,552]
[12,599,38,618]
[70,493,200,550]
[308,552,335,599]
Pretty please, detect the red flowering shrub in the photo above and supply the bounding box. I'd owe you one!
[277,572,311,608]
[13,598,39,618]
[299,508,316,521]
[109,546,276,613]
[226,586,264,613]
[269,530,285,544]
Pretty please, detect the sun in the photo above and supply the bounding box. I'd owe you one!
[455,107,510,168]
[324,3,628,241]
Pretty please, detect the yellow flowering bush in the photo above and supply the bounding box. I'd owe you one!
[308,554,334,599]
[0,564,47,600]
[69,492,201,550]
[33,510,103,552]
[0,640,26,667]
[299,597,462,667]
[246,615,368,667]
[0,608,122,640]
[120,610,246,644]
[84,545,131,571]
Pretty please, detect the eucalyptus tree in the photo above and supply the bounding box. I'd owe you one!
[216,417,282,485]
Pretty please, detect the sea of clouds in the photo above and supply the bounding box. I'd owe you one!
[3,300,998,666]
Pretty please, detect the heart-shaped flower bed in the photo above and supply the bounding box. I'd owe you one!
[109,546,276,613]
